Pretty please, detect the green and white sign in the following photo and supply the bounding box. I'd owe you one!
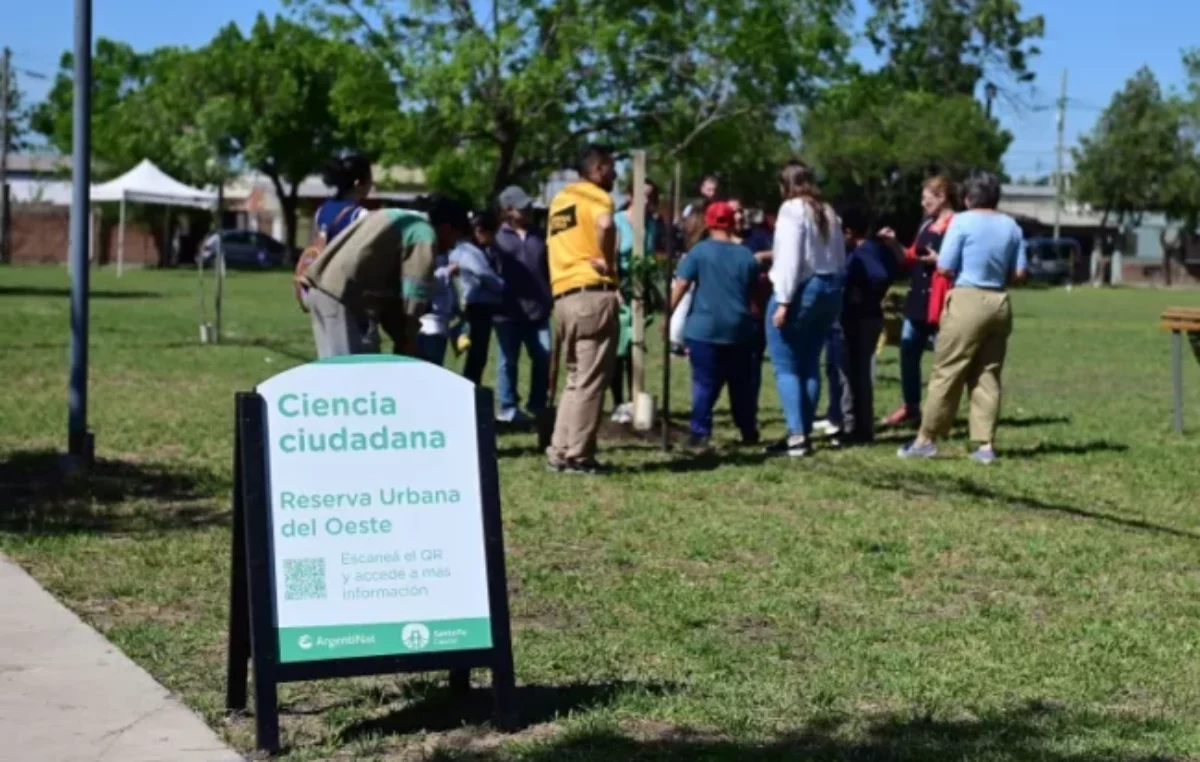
[257,356,492,663]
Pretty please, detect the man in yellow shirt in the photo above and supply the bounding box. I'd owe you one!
[545,145,619,474]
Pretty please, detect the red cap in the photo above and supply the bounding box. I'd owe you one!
[705,201,736,231]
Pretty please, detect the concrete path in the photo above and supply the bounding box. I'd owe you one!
[0,553,244,762]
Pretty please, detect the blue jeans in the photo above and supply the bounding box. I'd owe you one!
[823,323,844,426]
[416,333,448,366]
[900,318,938,414]
[494,319,551,415]
[766,275,845,438]
[686,339,759,440]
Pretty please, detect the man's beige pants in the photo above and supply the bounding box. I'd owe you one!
[919,288,1013,444]
[548,291,619,463]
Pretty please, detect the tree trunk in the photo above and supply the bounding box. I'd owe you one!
[267,172,299,261]
[493,137,519,198]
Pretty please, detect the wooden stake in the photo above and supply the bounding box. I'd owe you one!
[630,150,647,399]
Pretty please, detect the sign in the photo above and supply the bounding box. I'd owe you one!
[225,356,516,754]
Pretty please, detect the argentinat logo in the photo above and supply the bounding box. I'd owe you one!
[297,634,314,650]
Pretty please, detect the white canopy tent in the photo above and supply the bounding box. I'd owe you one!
[91,159,217,275]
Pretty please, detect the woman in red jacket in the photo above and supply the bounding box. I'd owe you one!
[879,176,958,427]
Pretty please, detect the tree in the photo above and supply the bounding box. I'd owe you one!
[289,0,852,197]
[1156,50,1200,283]
[865,0,1044,97]
[31,40,189,180]
[3,62,30,154]
[802,73,1011,226]
[1073,68,1181,237]
[192,15,399,249]
[32,18,398,250]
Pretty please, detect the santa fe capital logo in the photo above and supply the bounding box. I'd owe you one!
[401,623,431,651]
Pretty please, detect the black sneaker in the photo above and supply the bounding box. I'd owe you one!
[686,435,713,454]
[561,459,608,476]
[764,435,813,458]
[739,432,762,447]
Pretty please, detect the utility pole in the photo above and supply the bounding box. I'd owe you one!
[1053,69,1068,243]
[1053,69,1070,289]
[1,47,11,264]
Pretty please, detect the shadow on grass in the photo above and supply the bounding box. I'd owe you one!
[0,285,162,299]
[339,680,677,743]
[1001,440,1129,459]
[425,700,1184,761]
[0,450,228,535]
[821,462,1198,541]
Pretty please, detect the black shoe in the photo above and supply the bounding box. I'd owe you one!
[739,432,762,447]
[686,435,713,454]
[764,435,813,458]
[561,459,608,476]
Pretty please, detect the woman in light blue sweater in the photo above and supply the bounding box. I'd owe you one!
[899,172,1028,464]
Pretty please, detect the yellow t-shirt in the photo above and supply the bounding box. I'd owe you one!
[547,181,616,297]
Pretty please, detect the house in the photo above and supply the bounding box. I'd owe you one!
[999,183,1200,286]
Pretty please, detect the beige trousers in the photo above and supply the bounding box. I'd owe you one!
[919,288,1013,443]
[548,291,619,462]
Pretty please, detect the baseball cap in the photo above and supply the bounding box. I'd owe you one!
[704,201,737,232]
[498,185,534,210]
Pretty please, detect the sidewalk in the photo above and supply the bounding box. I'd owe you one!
[0,553,244,762]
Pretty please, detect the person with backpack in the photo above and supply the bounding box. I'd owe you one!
[295,156,374,307]
[301,205,436,358]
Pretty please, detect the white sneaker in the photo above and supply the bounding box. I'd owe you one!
[813,419,838,437]
[611,403,634,424]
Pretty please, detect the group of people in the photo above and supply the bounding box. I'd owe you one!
[295,146,1028,474]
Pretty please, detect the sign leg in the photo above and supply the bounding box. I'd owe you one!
[238,393,283,753]
[253,678,281,754]
[1172,330,1184,434]
[225,414,250,713]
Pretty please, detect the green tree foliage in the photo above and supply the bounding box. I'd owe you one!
[289,0,851,199]
[31,40,185,178]
[1072,67,1182,232]
[31,17,396,249]
[197,15,398,248]
[3,63,30,154]
[799,0,1039,226]
[866,0,1044,96]
[802,74,1010,224]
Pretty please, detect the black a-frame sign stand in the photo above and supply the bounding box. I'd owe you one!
[225,389,518,754]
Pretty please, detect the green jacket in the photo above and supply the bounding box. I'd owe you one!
[304,209,435,348]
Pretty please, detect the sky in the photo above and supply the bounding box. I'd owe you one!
[4,0,1199,179]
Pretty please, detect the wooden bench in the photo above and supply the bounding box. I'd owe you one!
[1161,307,1200,433]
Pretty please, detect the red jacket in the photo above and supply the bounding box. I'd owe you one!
[904,215,954,327]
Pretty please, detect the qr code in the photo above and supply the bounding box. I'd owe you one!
[283,558,326,601]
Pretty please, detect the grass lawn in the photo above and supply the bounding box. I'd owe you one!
[2,266,1200,761]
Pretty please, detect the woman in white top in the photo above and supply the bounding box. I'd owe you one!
[764,161,846,457]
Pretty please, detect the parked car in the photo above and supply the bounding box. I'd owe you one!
[200,230,291,269]
[1025,237,1081,284]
